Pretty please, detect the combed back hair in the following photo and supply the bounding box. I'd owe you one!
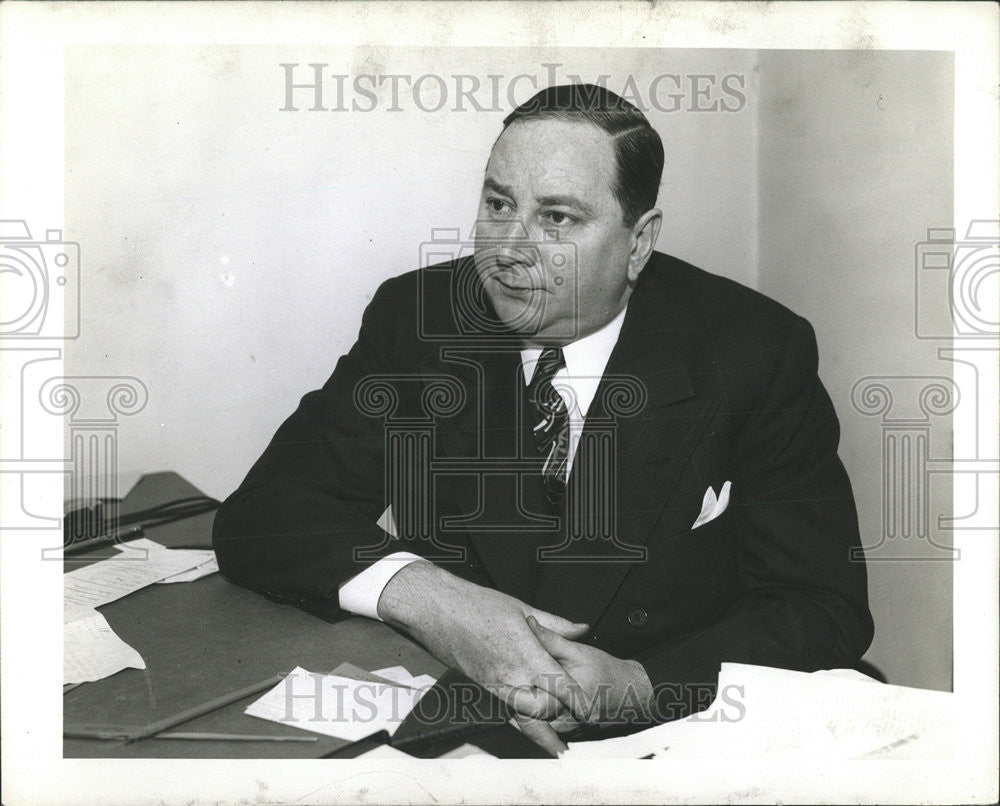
[501,84,664,227]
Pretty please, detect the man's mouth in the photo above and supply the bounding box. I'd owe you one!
[490,271,542,293]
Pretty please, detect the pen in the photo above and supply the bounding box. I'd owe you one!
[65,728,316,742]
[124,673,287,743]
[64,525,146,556]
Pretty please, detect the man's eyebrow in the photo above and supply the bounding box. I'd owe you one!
[483,177,515,197]
[483,178,596,216]
[536,194,595,215]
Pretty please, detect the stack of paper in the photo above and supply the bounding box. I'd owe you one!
[63,538,219,685]
[563,663,954,760]
[245,665,436,742]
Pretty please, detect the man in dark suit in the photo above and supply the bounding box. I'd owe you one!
[213,84,873,754]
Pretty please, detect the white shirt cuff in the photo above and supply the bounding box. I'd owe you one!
[337,552,424,621]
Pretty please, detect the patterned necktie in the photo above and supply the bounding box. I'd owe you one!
[527,347,570,505]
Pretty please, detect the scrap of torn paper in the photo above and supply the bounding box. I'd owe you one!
[156,554,218,583]
[112,537,218,583]
[348,742,495,759]
[63,538,218,685]
[354,744,414,760]
[439,743,496,758]
[64,608,145,685]
[245,667,429,742]
[370,665,437,691]
[64,538,215,612]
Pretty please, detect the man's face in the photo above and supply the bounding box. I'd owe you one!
[473,118,637,345]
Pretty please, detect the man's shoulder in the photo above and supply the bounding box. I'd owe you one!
[368,257,468,304]
[367,256,503,339]
[366,253,811,349]
[639,252,807,338]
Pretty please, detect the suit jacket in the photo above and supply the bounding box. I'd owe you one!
[213,252,873,721]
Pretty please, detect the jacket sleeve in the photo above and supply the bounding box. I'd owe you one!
[633,315,874,721]
[212,275,410,619]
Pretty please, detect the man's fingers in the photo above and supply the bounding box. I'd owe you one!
[527,614,578,660]
[530,667,590,724]
[548,710,582,735]
[514,716,568,757]
[529,609,589,640]
[524,616,592,721]
[502,682,565,721]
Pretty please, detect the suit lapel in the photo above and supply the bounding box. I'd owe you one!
[531,273,722,624]
[424,256,722,621]
[422,258,552,602]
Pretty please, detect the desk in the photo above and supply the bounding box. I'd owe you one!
[64,472,450,759]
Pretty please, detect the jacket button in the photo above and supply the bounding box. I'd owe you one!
[627,607,648,628]
[469,558,481,570]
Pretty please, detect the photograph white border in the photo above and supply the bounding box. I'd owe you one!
[1,2,996,804]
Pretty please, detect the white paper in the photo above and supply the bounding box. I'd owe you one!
[64,539,213,610]
[354,744,414,760]
[563,663,955,760]
[156,555,218,583]
[439,743,496,758]
[245,667,428,742]
[64,610,145,685]
[371,665,437,691]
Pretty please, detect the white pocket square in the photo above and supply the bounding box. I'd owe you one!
[377,504,399,539]
[691,481,731,529]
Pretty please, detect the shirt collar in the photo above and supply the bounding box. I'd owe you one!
[520,303,628,416]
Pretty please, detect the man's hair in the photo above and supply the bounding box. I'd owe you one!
[502,84,664,228]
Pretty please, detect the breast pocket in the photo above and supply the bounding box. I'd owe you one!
[644,505,741,629]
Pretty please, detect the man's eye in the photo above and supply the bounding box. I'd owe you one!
[544,211,574,225]
[486,198,511,214]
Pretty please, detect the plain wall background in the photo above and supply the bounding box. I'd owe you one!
[65,47,953,691]
[755,50,954,691]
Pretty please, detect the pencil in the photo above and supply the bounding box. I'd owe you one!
[64,525,146,555]
[124,673,286,743]
[64,729,131,740]
[157,732,317,742]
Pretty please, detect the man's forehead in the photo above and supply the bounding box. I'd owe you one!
[484,118,618,201]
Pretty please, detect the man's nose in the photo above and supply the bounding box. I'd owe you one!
[494,242,535,270]
[476,213,531,240]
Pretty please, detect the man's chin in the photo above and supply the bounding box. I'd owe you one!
[482,282,546,332]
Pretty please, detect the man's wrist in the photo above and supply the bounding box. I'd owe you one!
[623,659,655,719]
[338,552,424,620]
[375,558,441,627]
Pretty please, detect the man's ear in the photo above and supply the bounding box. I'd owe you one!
[627,208,662,283]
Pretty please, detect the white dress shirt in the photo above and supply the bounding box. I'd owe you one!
[338,305,629,620]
